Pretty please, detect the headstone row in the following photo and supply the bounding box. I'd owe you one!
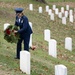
[44,29,72,58]
[44,29,71,75]
[20,50,68,75]
[29,4,74,24]
[4,23,69,75]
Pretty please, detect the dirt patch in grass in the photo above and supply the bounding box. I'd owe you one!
[0,70,10,75]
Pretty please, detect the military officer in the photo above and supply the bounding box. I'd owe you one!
[14,8,33,59]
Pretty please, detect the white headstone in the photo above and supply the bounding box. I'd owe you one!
[55,64,67,75]
[55,8,59,15]
[49,39,57,58]
[29,22,32,47]
[65,37,72,51]
[64,11,68,18]
[39,7,42,13]
[4,23,10,31]
[53,5,56,10]
[44,29,50,42]
[20,51,30,75]
[61,7,64,13]
[62,17,66,25]
[48,9,52,15]
[66,5,69,10]
[50,13,54,21]
[69,15,74,23]
[69,10,73,15]
[29,4,33,11]
[46,5,49,12]
[58,12,62,18]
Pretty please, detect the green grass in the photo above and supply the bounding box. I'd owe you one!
[47,0,75,2]
[0,0,75,75]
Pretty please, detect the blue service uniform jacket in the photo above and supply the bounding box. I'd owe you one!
[15,15,33,37]
[15,15,33,58]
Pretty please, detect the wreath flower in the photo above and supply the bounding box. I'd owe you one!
[4,25,20,43]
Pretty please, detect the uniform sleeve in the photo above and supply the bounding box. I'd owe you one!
[18,17,28,33]
[15,16,18,26]
[15,21,18,26]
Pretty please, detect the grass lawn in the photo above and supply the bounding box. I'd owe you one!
[0,0,75,75]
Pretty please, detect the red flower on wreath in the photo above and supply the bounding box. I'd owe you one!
[12,30,16,36]
[4,25,20,43]
[6,29,11,35]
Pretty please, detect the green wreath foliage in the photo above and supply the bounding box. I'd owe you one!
[4,25,20,43]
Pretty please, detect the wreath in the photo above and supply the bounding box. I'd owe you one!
[4,25,20,43]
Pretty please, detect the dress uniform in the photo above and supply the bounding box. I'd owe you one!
[14,8,33,59]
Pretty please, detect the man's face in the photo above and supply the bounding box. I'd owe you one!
[16,13,22,18]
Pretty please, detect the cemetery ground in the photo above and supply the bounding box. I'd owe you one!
[0,0,75,75]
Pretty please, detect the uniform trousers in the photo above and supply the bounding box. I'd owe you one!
[16,34,30,59]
